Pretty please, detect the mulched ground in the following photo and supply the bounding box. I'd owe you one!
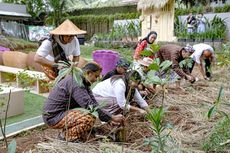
[0,66,229,153]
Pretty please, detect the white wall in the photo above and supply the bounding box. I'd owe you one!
[179,12,230,40]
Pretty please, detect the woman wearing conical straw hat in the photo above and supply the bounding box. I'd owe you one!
[34,19,86,80]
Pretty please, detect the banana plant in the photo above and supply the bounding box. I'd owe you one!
[53,60,83,87]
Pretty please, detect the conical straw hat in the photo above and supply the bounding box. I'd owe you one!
[49,19,86,35]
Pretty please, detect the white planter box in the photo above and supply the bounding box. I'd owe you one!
[0,86,24,119]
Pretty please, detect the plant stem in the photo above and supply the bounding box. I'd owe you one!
[157,130,164,153]
[0,121,7,148]
[162,85,165,107]
[121,87,133,151]
[0,90,12,149]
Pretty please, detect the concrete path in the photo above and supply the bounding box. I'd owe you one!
[0,116,44,140]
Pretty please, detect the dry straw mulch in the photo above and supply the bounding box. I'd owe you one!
[30,66,230,153]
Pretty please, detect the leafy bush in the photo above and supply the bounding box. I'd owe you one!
[17,71,36,88]
[175,4,230,16]
[175,15,227,40]
[214,4,230,13]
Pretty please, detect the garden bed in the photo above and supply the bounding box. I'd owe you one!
[0,65,229,153]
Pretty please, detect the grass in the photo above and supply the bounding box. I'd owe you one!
[5,91,46,125]
[202,118,230,152]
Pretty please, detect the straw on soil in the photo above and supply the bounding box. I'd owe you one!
[30,66,230,153]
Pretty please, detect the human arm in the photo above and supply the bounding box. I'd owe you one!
[72,55,80,67]
[133,40,147,60]
[34,53,55,68]
[198,58,207,79]
[35,40,55,68]
[110,114,125,126]
[171,56,190,79]
[113,81,131,111]
[133,88,149,109]
[72,85,112,122]
[72,37,81,66]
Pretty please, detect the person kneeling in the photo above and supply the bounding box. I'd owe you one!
[42,62,124,142]
[92,70,150,115]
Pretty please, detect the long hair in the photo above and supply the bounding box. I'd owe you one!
[110,70,141,99]
[141,31,157,44]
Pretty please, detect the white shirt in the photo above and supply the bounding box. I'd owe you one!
[191,43,214,64]
[36,35,80,61]
[92,78,148,111]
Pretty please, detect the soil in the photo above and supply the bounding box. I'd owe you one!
[0,50,229,152]
[0,126,57,153]
[0,113,153,153]
[1,70,230,152]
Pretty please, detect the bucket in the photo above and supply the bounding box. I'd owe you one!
[92,50,119,75]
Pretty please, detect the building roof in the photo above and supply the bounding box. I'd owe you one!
[121,0,139,4]
[0,3,31,18]
[137,0,170,10]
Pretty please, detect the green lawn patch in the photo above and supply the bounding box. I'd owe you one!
[5,91,46,125]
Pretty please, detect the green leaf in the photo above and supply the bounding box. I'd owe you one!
[53,68,69,86]
[149,63,160,71]
[140,50,154,56]
[221,103,230,107]
[91,111,99,118]
[216,86,224,104]
[148,76,162,85]
[207,105,216,119]
[73,68,83,87]
[7,139,16,153]
[73,108,90,114]
[160,60,172,71]
[218,111,229,120]
[153,58,160,65]
[94,101,107,111]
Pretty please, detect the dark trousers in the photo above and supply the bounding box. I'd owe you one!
[189,59,211,78]
[204,59,211,77]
